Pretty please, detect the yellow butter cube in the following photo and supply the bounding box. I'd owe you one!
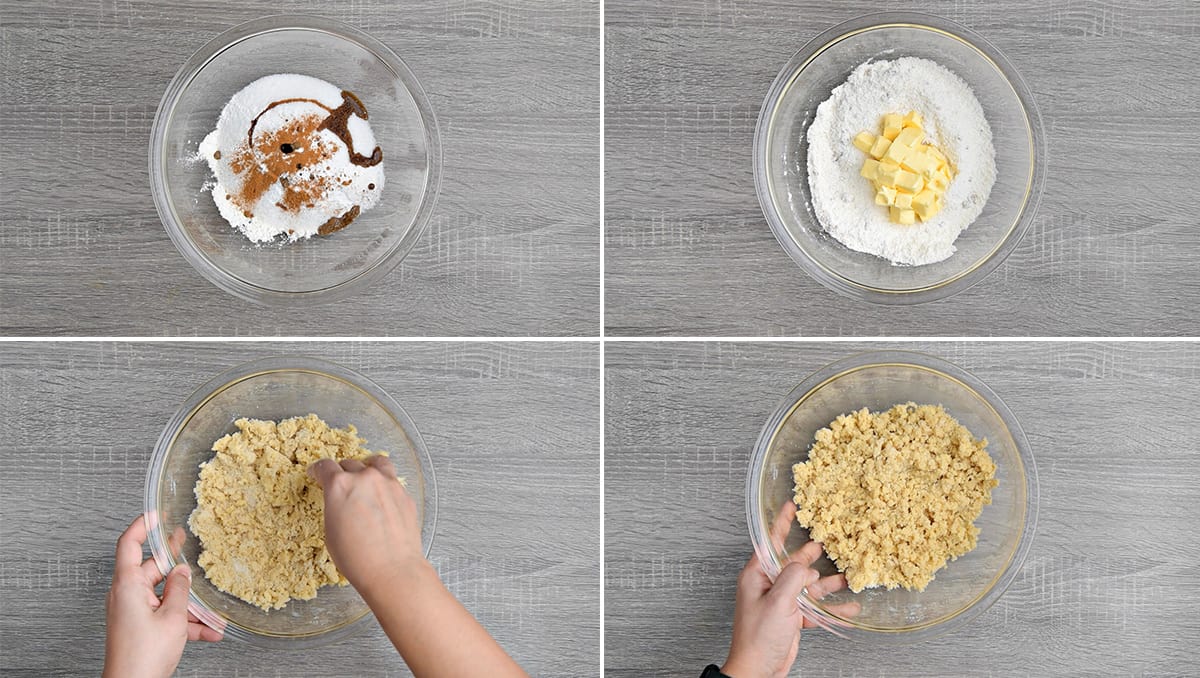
[890,206,916,225]
[894,126,922,148]
[869,135,891,159]
[882,113,903,140]
[882,141,911,165]
[876,185,898,206]
[853,131,875,154]
[876,163,901,186]
[901,150,939,177]
[912,189,937,210]
[893,169,924,193]
[903,110,924,129]
[894,191,914,209]
[860,158,880,180]
[915,200,940,222]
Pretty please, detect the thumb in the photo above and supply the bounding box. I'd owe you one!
[308,458,343,488]
[159,564,192,617]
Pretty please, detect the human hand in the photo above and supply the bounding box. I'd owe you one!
[721,503,858,678]
[308,455,428,596]
[103,515,222,678]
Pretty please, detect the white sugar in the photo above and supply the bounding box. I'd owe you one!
[198,74,384,243]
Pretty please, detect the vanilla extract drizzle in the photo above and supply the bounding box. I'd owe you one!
[236,88,381,237]
[247,90,383,168]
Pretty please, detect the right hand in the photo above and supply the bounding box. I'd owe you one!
[721,502,859,678]
[308,455,427,594]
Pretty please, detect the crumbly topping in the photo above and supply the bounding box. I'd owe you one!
[792,403,997,592]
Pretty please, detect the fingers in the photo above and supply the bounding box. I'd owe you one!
[308,458,343,487]
[168,526,186,559]
[787,539,825,569]
[769,501,798,550]
[339,459,367,473]
[768,561,819,609]
[157,564,192,618]
[823,600,863,620]
[364,454,397,478]
[188,621,224,642]
[115,514,149,571]
[804,572,848,600]
[139,557,166,586]
[139,526,187,585]
[736,551,770,596]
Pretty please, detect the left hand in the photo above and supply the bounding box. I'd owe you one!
[103,514,222,678]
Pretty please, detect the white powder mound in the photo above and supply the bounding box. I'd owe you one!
[806,58,995,266]
[199,74,384,243]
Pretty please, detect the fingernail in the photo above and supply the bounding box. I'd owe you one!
[175,564,192,580]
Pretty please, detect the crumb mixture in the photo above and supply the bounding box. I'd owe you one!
[792,403,997,592]
[188,414,400,611]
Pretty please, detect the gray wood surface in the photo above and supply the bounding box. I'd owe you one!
[0,1,600,336]
[605,341,1200,676]
[604,0,1200,336]
[0,341,600,676]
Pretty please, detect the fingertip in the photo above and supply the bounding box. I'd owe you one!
[307,458,339,485]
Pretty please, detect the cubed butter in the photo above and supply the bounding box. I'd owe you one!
[901,150,939,177]
[876,185,898,206]
[860,158,880,180]
[882,113,903,140]
[914,201,939,222]
[882,141,911,165]
[853,131,875,154]
[890,206,917,225]
[876,163,901,186]
[912,189,937,210]
[893,169,924,193]
[894,126,922,148]
[851,110,953,224]
[869,135,891,160]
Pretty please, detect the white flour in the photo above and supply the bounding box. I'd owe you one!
[806,58,995,266]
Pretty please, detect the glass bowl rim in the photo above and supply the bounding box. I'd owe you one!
[148,14,443,306]
[751,11,1046,305]
[144,355,438,647]
[745,349,1039,642]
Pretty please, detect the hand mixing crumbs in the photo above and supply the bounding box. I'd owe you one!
[189,414,403,611]
[792,403,997,592]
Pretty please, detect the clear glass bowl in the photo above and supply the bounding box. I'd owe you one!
[144,356,437,647]
[747,351,1038,642]
[150,15,441,305]
[753,13,1044,304]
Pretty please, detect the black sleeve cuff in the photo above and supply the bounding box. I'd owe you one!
[700,664,732,678]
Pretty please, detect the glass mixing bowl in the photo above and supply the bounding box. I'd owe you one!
[150,15,441,305]
[747,351,1038,642]
[753,13,1044,304]
[144,356,437,647]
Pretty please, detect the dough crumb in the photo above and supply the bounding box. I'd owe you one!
[792,403,997,592]
[188,414,396,610]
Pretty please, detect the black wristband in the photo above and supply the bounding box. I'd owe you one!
[700,664,732,678]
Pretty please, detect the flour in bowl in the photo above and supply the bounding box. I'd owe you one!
[807,58,995,266]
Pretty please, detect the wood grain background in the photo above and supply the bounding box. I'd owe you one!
[0,341,600,676]
[605,0,1200,336]
[605,341,1200,676]
[0,1,600,336]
